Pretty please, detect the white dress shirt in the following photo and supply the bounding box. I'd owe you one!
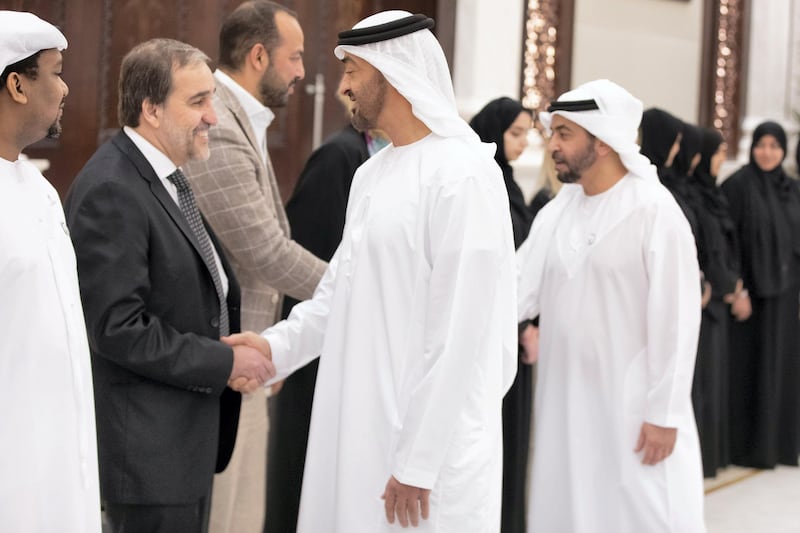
[123,126,229,295]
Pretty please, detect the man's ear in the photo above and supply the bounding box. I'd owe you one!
[594,138,613,157]
[140,97,161,128]
[248,43,269,73]
[4,73,28,104]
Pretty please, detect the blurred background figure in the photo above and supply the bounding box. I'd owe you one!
[721,121,800,470]
[691,126,749,478]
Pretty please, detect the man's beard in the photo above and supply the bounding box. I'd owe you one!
[46,119,62,139]
[258,67,294,108]
[350,73,386,132]
[554,141,597,184]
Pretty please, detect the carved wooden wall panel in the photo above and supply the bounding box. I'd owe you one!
[0,0,454,197]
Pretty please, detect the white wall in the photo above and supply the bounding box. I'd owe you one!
[452,0,524,118]
[450,0,798,190]
[571,0,704,124]
[452,0,707,198]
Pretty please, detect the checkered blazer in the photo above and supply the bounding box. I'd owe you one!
[184,82,326,333]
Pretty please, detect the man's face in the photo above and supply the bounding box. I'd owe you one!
[24,48,69,140]
[258,11,305,107]
[156,62,217,166]
[338,54,387,132]
[548,115,597,184]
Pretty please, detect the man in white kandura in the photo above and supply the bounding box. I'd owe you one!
[516,79,706,532]
[0,10,101,532]
[227,10,518,533]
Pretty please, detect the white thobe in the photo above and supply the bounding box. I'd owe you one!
[517,177,706,532]
[264,134,518,532]
[0,158,101,532]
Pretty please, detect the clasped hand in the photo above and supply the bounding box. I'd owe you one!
[223,331,274,393]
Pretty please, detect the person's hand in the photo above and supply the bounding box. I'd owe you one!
[519,324,539,365]
[222,331,272,358]
[224,332,274,393]
[730,290,752,321]
[723,279,743,304]
[381,475,430,528]
[634,422,677,465]
[701,281,712,309]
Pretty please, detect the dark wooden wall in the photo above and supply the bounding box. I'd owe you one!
[1,0,455,199]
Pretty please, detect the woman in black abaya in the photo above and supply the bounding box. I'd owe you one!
[691,128,749,476]
[721,121,800,468]
[470,97,534,533]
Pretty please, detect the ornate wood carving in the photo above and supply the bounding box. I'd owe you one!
[521,0,573,135]
[700,0,746,157]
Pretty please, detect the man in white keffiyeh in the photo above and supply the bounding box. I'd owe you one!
[227,9,518,532]
[517,79,707,532]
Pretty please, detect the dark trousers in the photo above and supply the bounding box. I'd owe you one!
[104,492,210,533]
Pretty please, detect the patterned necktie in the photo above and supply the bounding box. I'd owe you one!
[167,169,229,337]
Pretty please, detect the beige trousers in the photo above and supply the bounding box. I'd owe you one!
[209,388,268,533]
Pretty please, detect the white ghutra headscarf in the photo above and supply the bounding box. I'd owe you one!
[334,10,483,144]
[540,79,657,181]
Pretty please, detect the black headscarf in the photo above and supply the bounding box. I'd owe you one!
[696,127,724,185]
[692,127,740,300]
[796,135,800,177]
[640,108,701,236]
[469,97,533,248]
[694,127,731,217]
[672,122,703,178]
[722,121,800,296]
[640,108,683,169]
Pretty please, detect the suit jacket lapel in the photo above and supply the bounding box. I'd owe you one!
[112,131,208,264]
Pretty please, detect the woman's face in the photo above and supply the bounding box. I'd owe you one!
[710,142,727,178]
[503,111,531,162]
[752,134,784,172]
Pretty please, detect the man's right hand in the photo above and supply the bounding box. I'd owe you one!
[226,332,274,393]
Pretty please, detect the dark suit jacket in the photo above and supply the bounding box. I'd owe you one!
[64,130,241,506]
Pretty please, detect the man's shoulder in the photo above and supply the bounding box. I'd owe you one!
[68,133,152,209]
[75,134,137,184]
[624,175,681,208]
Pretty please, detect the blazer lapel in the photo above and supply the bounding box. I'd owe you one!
[216,81,290,235]
[216,83,262,157]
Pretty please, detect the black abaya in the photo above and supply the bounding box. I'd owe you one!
[721,121,800,469]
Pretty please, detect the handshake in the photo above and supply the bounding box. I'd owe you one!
[223,331,275,393]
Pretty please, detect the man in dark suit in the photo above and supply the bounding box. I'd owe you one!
[64,38,274,533]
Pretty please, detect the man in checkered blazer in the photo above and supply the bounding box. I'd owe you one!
[183,2,326,532]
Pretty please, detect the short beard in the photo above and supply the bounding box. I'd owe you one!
[350,73,386,132]
[554,140,597,184]
[258,65,293,108]
[46,120,62,139]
